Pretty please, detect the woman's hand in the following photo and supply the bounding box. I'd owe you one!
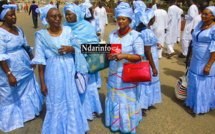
[203,66,210,75]
[108,54,126,61]
[41,83,48,96]
[152,68,158,77]
[96,32,101,36]
[157,43,163,50]
[58,45,74,55]
[8,74,17,86]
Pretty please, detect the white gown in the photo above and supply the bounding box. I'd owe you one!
[94,6,108,41]
[151,9,168,58]
[181,4,198,56]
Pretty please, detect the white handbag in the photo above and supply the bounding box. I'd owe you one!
[75,73,89,94]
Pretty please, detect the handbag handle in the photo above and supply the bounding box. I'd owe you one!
[134,54,144,61]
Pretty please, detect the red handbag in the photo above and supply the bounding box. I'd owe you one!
[123,55,151,83]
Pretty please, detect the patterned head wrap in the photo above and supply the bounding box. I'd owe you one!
[133,1,147,26]
[0,4,18,20]
[206,6,215,17]
[35,4,57,26]
[114,2,133,20]
[136,8,154,26]
[79,2,93,18]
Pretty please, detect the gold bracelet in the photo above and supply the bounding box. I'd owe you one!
[206,64,211,68]
[127,54,131,59]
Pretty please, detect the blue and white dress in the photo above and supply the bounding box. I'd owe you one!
[89,16,101,33]
[185,22,215,114]
[0,26,44,132]
[139,27,162,109]
[63,4,103,120]
[89,16,102,88]
[32,26,89,134]
[105,30,144,133]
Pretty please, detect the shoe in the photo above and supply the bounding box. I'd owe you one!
[142,109,147,117]
[178,53,186,58]
[188,109,195,114]
[167,52,175,59]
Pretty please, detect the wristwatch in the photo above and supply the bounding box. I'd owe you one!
[6,71,12,76]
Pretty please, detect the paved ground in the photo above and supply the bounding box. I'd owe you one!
[1,5,215,134]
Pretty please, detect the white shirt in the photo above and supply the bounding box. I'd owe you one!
[151,9,168,43]
[182,4,199,40]
[192,14,201,30]
[177,7,183,38]
[165,5,182,44]
[94,7,108,27]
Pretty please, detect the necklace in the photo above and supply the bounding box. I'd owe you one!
[48,26,62,34]
[118,27,130,35]
[201,21,213,30]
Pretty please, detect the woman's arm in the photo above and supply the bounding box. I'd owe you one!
[38,65,48,96]
[108,53,141,62]
[145,46,157,76]
[0,61,17,86]
[203,52,215,75]
[58,45,75,55]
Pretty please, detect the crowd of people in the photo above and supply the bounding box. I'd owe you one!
[0,0,214,134]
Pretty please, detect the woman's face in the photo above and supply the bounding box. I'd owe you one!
[149,16,155,26]
[4,9,16,25]
[117,16,131,29]
[46,8,62,27]
[201,9,214,23]
[65,10,77,23]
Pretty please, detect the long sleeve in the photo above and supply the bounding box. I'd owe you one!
[185,5,198,20]
[104,8,108,24]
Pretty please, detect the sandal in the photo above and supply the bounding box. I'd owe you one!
[178,53,186,58]
[167,52,175,59]
[182,102,186,106]
[142,109,147,117]
[93,112,100,119]
[188,109,195,114]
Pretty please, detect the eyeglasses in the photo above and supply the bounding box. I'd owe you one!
[201,13,214,16]
[50,14,62,19]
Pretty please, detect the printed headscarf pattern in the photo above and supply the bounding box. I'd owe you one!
[133,1,147,26]
[114,2,133,20]
[136,8,154,26]
[35,4,57,26]
[63,4,99,45]
[79,2,93,18]
[206,6,215,17]
[0,4,18,20]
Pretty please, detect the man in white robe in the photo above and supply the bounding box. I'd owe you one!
[165,1,181,58]
[151,3,168,59]
[180,0,198,58]
[94,1,108,41]
[177,6,183,43]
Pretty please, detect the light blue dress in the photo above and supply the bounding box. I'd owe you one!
[63,4,103,120]
[88,16,102,88]
[0,27,44,132]
[89,16,101,33]
[185,22,215,114]
[31,26,89,134]
[139,27,162,109]
[105,30,144,133]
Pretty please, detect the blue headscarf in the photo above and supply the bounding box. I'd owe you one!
[79,2,93,18]
[63,4,99,45]
[133,1,147,26]
[114,2,133,20]
[0,4,18,20]
[206,6,215,17]
[36,4,57,26]
[136,8,154,26]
